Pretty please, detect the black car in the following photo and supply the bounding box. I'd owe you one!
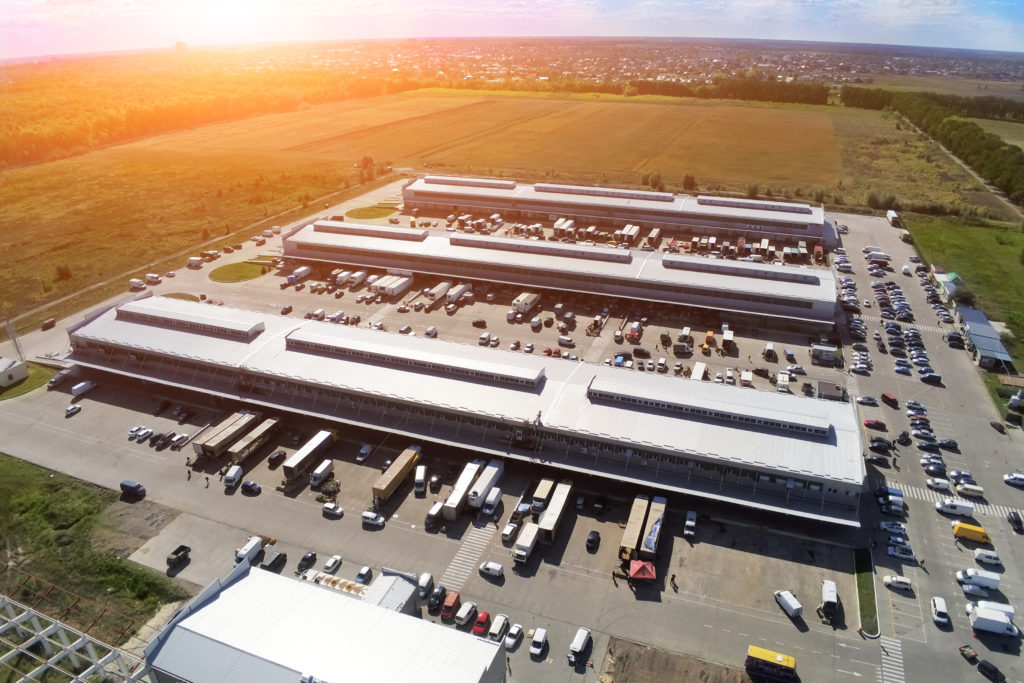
[633,347,651,358]
[297,551,317,572]
[281,304,293,315]
[1008,511,1023,534]
[241,481,262,495]
[924,464,946,477]
[427,584,447,613]
[268,450,287,468]
[586,530,601,551]
[472,319,487,328]
[978,660,1006,683]
[936,439,959,451]
[260,551,287,572]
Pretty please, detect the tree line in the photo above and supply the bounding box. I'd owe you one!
[841,86,1024,204]
[626,76,829,105]
[840,86,1024,122]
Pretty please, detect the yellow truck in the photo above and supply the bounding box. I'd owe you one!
[371,445,422,503]
[952,521,991,544]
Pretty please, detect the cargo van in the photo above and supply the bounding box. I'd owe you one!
[425,501,444,531]
[414,465,427,495]
[973,549,1001,566]
[862,245,882,253]
[234,536,263,564]
[936,498,975,517]
[967,601,1014,620]
[224,465,243,489]
[567,627,592,666]
[417,572,434,599]
[902,265,912,276]
[311,308,325,321]
[481,487,502,517]
[119,480,146,498]
[956,483,985,498]
[440,591,461,620]
[774,590,803,618]
[424,326,438,338]
[454,601,477,626]
[820,579,839,622]
[557,335,575,347]
[488,613,509,642]
[309,459,334,487]
[952,521,990,544]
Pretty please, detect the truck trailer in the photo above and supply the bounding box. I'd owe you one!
[224,416,280,466]
[286,266,312,286]
[537,482,572,544]
[70,380,97,397]
[191,410,263,459]
[513,522,540,564]
[282,430,334,482]
[427,281,452,301]
[371,445,422,503]
[619,495,650,561]
[447,283,471,304]
[638,496,668,561]
[443,459,485,521]
[467,459,504,509]
[531,478,556,514]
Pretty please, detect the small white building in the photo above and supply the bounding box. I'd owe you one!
[0,357,28,388]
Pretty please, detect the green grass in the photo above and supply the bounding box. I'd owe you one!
[906,214,1024,357]
[0,363,56,400]
[346,205,397,219]
[971,118,1024,151]
[854,548,878,634]
[162,292,201,302]
[0,455,187,644]
[208,261,269,283]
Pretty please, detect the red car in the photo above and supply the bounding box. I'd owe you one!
[472,611,491,636]
[541,347,552,357]
[864,419,886,430]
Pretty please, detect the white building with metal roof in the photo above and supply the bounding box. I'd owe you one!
[68,296,865,526]
[283,220,838,331]
[143,563,503,683]
[402,175,833,247]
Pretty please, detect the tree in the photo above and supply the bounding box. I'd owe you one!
[682,174,697,191]
[952,288,976,307]
[746,183,759,199]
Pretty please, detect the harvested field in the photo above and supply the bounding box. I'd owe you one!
[600,637,751,683]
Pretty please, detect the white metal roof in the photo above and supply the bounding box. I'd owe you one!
[148,568,500,683]
[71,297,863,484]
[118,296,265,337]
[407,176,825,228]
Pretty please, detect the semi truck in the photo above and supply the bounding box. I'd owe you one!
[286,266,312,286]
[537,481,572,544]
[638,496,667,561]
[128,278,147,290]
[467,459,504,509]
[512,292,541,314]
[70,380,97,397]
[224,416,280,466]
[619,495,650,561]
[282,430,334,482]
[371,445,422,503]
[447,283,471,304]
[191,410,263,459]
[443,459,485,521]
[349,270,367,287]
[886,209,901,227]
[427,281,452,302]
[531,478,556,514]
[513,522,540,564]
[970,607,1020,637]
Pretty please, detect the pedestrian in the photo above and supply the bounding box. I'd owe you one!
[205,476,210,488]
[186,469,191,481]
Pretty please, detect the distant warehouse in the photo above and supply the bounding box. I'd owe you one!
[67,296,865,527]
[283,220,838,332]
[402,175,835,248]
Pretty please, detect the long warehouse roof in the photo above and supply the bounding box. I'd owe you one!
[286,223,837,308]
[71,297,864,485]
[406,176,826,228]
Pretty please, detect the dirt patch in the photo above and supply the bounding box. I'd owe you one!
[600,637,752,683]
[91,499,180,559]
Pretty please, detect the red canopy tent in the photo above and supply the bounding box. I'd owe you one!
[629,560,657,581]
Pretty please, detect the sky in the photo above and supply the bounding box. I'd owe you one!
[0,0,1022,60]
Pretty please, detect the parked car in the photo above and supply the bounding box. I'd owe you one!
[427,584,447,613]
[530,627,548,657]
[323,554,342,574]
[268,450,287,467]
[297,551,317,572]
[479,561,504,578]
[240,481,261,495]
[355,566,373,584]
[883,575,912,591]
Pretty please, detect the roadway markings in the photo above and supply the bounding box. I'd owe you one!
[438,522,495,591]
[857,316,945,334]
[877,635,905,683]
[871,476,1024,521]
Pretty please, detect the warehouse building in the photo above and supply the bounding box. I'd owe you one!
[402,175,834,248]
[68,296,865,526]
[283,220,838,333]
[143,562,504,683]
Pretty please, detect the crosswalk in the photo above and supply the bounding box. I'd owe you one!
[439,522,496,591]
[878,635,905,683]
[857,316,945,334]
[870,476,1024,520]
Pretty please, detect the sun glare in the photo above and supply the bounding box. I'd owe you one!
[169,0,279,45]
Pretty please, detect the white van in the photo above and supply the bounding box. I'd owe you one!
[488,613,510,642]
[820,579,839,620]
[956,483,985,498]
[862,245,882,253]
[902,265,912,276]
[414,465,427,495]
[224,465,243,489]
[424,326,437,338]
[774,590,803,618]
[557,335,575,347]
[417,572,434,599]
[936,498,975,517]
[481,487,502,517]
[309,459,334,487]
[973,549,1002,566]
[656,357,667,372]
[454,601,477,626]
[567,627,592,665]
[425,501,444,531]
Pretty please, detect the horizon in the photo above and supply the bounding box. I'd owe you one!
[1,0,1022,61]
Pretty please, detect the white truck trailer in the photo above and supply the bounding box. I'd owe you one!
[348,270,367,287]
[467,459,504,509]
[447,283,471,304]
[427,281,452,301]
[443,459,485,521]
[70,380,97,397]
[513,522,540,564]
[537,481,572,544]
[286,266,312,286]
[638,496,668,560]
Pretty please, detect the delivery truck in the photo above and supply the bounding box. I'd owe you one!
[371,445,422,503]
[447,283,471,304]
[513,522,540,564]
[70,380,97,397]
[512,292,541,314]
[286,266,312,286]
[970,607,1020,637]
[956,568,1001,590]
[619,494,650,561]
[282,430,334,482]
[951,521,991,544]
[443,459,485,521]
[638,496,668,560]
[467,459,504,509]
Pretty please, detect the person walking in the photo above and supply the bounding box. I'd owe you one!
[205,476,210,488]
[186,469,191,481]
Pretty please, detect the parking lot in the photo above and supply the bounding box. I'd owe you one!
[4,179,1023,681]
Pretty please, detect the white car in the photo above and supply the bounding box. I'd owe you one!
[322,502,344,518]
[786,365,806,374]
[479,561,504,578]
[504,623,523,650]
[714,372,724,383]
[323,554,342,574]
[1004,473,1024,486]
[880,521,906,534]
[65,404,82,417]
[135,428,153,441]
[883,575,912,591]
[530,627,548,657]
[887,545,915,561]
[856,396,878,405]
[926,478,950,491]
[129,425,144,437]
